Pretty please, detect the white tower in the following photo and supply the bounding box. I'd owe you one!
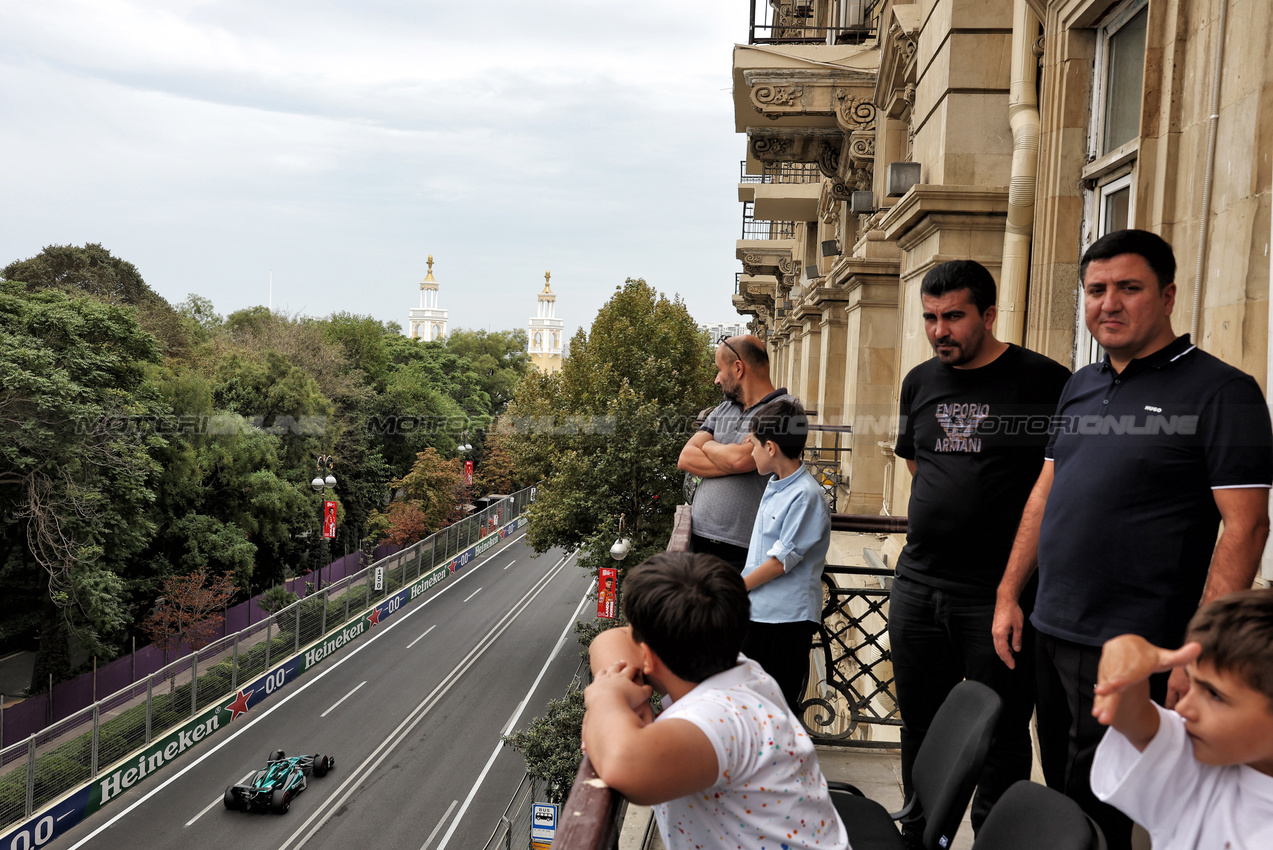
[527,270,564,373]
[407,255,449,341]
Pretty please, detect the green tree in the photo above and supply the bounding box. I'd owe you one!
[445,328,531,415]
[505,279,717,578]
[0,282,168,680]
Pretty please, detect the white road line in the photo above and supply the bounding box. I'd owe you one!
[503,559,517,570]
[436,584,593,850]
[62,532,536,850]
[407,624,437,649]
[279,552,576,850]
[419,799,459,850]
[463,587,483,602]
[186,772,253,827]
[320,681,366,718]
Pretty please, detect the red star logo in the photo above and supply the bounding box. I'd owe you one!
[368,607,381,626]
[225,688,253,721]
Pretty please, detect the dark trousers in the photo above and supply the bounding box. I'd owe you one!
[1034,632,1168,850]
[889,575,1035,845]
[742,620,818,712]
[688,533,749,572]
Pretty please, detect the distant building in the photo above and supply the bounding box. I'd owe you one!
[700,321,749,341]
[527,270,564,374]
[407,255,448,341]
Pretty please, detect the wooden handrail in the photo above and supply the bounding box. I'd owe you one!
[830,513,908,534]
[555,755,625,849]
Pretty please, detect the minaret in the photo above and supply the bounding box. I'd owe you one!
[527,270,564,373]
[407,255,449,341]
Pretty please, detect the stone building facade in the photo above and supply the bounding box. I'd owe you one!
[730,0,1272,558]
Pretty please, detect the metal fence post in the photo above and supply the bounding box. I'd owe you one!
[344,585,351,625]
[91,703,100,777]
[191,651,199,717]
[320,588,328,636]
[145,674,153,744]
[295,604,302,654]
[26,734,35,817]
[265,617,273,670]
[231,633,239,693]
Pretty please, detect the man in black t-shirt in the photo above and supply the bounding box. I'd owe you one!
[992,230,1273,850]
[893,260,1070,846]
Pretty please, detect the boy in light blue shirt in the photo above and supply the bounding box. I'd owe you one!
[741,398,831,711]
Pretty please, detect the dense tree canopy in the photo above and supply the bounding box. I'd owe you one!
[505,278,716,576]
[0,245,533,686]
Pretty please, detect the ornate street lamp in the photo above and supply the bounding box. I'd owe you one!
[311,455,337,592]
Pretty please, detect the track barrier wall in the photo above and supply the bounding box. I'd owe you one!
[0,488,536,850]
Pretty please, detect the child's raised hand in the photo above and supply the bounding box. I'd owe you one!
[1092,635,1201,725]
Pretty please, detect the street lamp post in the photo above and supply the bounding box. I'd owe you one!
[311,455,337,593]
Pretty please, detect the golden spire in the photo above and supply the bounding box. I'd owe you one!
[421,255,437,288]
[542,269,552,294]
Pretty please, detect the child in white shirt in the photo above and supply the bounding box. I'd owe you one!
[582,552,847,850]
[1090,588,1273,850]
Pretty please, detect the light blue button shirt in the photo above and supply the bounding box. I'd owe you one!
[742,465,831,623]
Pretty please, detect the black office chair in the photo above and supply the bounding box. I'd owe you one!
[828,679,1003,850]
[972,781,1106,850]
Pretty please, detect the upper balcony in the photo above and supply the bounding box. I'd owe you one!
[748,0,884,46]
[738,160,825,221]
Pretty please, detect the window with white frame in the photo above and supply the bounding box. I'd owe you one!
[1077,0,1148,366]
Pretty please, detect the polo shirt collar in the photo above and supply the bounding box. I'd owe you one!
[1098,334,1194,378]
[766,464,808,493]
[744,387,788,413]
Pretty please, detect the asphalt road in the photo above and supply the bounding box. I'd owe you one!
[48,531,594,850]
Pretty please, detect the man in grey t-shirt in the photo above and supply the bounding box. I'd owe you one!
[677,335,793,570]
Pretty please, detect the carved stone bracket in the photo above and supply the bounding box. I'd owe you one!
[749,128,845,165]
[752,84,806,118]
[848,131,875,168]
[834,91,878,134]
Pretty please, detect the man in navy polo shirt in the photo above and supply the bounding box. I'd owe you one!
[992,229,1273,850]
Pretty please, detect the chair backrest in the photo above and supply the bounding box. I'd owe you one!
[913,679,1003,850]
[972,781,1106,850]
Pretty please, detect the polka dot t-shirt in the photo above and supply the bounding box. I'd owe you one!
[653,655,849,849]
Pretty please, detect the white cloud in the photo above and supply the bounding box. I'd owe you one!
[0,0,750,336]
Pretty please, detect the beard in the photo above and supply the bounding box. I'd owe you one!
[721,382,743,404]
[932,335,979,366]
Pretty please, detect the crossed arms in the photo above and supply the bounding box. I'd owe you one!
[678,430,756,478]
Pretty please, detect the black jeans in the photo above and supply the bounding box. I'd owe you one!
[742,619,818,712]
[688,533,749,572]
[889,575,1035,845]
[1034,631,1168,850]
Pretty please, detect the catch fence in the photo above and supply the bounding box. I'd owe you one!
[0,488,535,833]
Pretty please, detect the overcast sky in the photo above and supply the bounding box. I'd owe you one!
[0,0,750,339]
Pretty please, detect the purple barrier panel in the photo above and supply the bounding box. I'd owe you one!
[0,694,47,750]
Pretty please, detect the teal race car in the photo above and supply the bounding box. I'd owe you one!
[224,750,335,814]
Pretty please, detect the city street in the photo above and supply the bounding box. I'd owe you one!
[46,531,593,850]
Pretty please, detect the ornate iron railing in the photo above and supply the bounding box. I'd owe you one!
[741,201,797,240]
[803,423,852,512]
[749,0,883,45]
[800,563,900,745]
[739,160,824,184]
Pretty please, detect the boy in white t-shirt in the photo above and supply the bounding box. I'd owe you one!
[1089,588,1273,850]
[582,552,847,850]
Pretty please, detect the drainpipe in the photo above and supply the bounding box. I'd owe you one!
[997,0,1042,346]
[1191,0,1229,343]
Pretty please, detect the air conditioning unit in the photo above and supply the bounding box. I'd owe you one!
[886,162,922,197]
[850,191,875,215]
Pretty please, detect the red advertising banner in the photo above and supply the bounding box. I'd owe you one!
[322,500,338,538]
[464,460,474,486]
[597,567,618,619]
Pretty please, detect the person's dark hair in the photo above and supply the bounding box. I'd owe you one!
[1186,589,1273,706]
[718,335,769,370]
[623,552,749,683]
[919,260,997,315]
[1080,229,1176,289]
[747,398,809,460]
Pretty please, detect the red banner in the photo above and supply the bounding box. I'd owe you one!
[597,567,618,619]
[322,500,338,538]
[464,460,474,486]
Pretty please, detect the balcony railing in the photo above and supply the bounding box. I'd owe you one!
[741,201,797,240]
[749,0,883,45]
[739,160,824,185]
[804,423,852,512]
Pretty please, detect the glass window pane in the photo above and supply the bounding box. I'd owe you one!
[1102,185,1130,234]
[1102,7,1148,154]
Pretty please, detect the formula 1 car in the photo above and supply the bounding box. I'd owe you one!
[224,750,335,814]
